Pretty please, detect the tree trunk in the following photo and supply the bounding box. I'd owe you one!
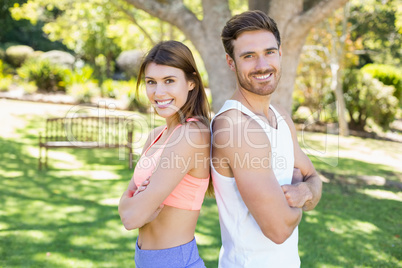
[248,0,269,12]
[272,36,306,111]
[333,67,349,136]
[330,5,350,136]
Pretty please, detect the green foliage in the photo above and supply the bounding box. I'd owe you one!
[63,64,95,86]
[101,78,150,111]
[343,69,398,131]
[0,77,13,92]
[349,0,402,66]
[0,0,68,52]
[17,58,69,92]
[0,59,13,91]
[0,48,5,60]
[292,88,306,114]
[101,79,119,98]
[5,45,34,67]
[361,63,402,102]
[295,36,336,122]
[19,81,38,94]
[66,81,100,103]
[11,0,124,80]
[124,79,149,112]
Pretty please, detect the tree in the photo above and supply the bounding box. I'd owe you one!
[10,0,191,83]
[348,0,401,67]
[326,4,350,136]
[123,0,348,112]
[0,0,67,51]
[296,0,401,135]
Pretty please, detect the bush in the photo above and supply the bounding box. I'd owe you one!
[101,79,120,98]
[63,65,95,87]
[343,69,398,131]
[361,64,402,104]
[39,50,75,69]
[66,82,100,104]
[5,45,34,67]
[115,79,149,112]
[19,81,38,94]
[17,59,69,92]
[0,76,13,92]
[0,48,5,60]
[0,59,13,92]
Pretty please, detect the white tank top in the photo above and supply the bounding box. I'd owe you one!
[211,100,300,268]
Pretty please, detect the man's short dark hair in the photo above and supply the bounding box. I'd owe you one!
[221,10,281,59]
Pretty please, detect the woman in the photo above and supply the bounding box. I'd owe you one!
[118,40,211,268]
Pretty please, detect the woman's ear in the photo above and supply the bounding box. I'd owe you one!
[188,80,195,91]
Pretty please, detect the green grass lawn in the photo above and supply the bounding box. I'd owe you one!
[1,99,401,267]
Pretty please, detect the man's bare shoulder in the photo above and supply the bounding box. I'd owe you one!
[212,109,250,131]
[212,108,270,152]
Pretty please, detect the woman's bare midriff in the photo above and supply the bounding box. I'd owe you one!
[137,205,200,250]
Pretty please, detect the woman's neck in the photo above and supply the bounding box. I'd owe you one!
[165,116,181,132]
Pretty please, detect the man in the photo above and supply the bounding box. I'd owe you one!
[211,10,322,267]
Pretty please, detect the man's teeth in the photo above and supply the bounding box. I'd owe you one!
[255,73,271,79]
[156,100,172,105]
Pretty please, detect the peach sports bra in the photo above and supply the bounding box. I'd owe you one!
[133,119,209,211]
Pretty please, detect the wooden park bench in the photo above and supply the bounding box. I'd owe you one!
[39,116,135,170]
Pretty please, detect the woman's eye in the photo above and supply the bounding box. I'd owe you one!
[166,79,174,84]
[146,80,156,85]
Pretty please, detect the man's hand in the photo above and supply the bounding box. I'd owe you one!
[281,182,313,209]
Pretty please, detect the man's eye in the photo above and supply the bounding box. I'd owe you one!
[244,55,253,59]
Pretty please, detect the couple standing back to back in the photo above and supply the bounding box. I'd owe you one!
[119,10,322,268]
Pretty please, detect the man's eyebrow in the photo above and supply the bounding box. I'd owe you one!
[238,47,278,58]
[239,51,254,58]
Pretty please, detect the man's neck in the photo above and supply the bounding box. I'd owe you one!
[231,88,272,118]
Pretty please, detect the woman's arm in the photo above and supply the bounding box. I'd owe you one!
[118,123,210,230]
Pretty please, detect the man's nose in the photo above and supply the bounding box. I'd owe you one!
[255,56,269,70]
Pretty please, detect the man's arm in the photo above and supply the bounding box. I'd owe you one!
[212,111,302,244]
[279,107,322,211]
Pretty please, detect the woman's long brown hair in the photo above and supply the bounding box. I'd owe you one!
[136,41,214,196]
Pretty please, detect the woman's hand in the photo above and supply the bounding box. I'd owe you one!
[134,178,150,196]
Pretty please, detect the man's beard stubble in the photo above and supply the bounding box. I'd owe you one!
[236,65,282,96]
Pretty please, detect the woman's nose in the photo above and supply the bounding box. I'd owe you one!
[154,84,166,98]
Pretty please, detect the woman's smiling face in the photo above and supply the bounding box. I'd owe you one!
[144,62,194,120]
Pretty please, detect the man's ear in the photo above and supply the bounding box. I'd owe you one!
[278,45,282,57]
[226,54,235,71]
